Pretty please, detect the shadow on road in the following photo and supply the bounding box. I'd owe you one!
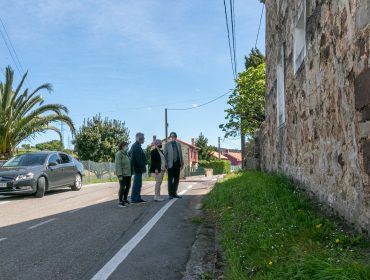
[0,193,206,280]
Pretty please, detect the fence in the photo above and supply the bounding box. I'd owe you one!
[184,166,205,177]
[230,165,242,172]
[81,160,149,184]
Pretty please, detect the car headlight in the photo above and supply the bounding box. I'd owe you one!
[15,173,34,181]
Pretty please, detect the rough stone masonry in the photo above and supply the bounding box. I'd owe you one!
[256,0,370,231]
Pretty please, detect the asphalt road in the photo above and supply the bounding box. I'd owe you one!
[0,175,221,280]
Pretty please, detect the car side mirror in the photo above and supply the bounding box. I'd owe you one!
[48,162,57,167]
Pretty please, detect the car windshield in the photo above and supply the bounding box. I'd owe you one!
[3,154,48,167]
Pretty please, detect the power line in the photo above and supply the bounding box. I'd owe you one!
[69,94,231,118]
[230,0,237,76]
[255,3,265,48]
[0,29,23,79]
[0,17,33,90]
[222,138,241,148]
[168,90,231,111]
[223,0,237,80]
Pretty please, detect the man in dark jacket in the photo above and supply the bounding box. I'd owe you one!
[129,132,147,203]
[164,132,184,199]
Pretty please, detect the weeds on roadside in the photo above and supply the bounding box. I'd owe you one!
[203,171,370,280]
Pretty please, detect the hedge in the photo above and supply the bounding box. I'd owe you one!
[199,160,231,175]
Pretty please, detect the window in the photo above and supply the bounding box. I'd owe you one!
[277,45,285,127]
[48,154,61,165]
[59,153,71,164]
[4,154,48,167]
[356,0,370,30]
[293,0,306,73]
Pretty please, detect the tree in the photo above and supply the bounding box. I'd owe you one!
[195,133,215,161]
[21,144,31,150]
[245,48,265,70]
[73,114,130,163]
[220,63,266,137]
[35,140,64,151]
[220,48,266,138]
[0,66,75,159]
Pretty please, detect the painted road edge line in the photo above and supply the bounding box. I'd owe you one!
[69,208,82,214]
[91,187,191,280]
[28,218,57,230]
[0,238,7,242]
[95,197,111,204]
[186,185,193,190]
[0,201,11,205]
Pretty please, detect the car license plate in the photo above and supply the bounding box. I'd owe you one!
[0,183,7,188]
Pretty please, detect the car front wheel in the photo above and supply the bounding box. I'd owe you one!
[35,177,46,198]
[71,174,82,191]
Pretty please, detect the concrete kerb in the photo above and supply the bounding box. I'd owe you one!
[182,175,225,280]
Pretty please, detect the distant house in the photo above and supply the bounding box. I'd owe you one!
[211,151,229,161]
[150,136,199,177]
[223,151,242,166]
[211,149,242,166]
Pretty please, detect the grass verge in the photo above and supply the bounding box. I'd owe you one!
[203,171,370,280]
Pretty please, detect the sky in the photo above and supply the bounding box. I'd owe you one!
[1,0,265,150]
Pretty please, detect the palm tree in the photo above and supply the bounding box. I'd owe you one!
[0,66,75,159]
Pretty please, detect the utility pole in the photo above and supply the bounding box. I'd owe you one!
[165,108,168,143]
[218,137,221,160]
[240,117,246,169]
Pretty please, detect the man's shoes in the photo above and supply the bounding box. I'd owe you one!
[168,195,174,200]
[124,200,130,204]
[173,195,182,198]
[118,202,126,208]
[154,197,164,202]
[138,199,146,203]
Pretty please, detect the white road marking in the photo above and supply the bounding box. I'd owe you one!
[0,238,7,242]
[28,218,57,230]
[95,197,111,203]
[91,187,191,280]
[187,185,193,190]
[178,189,187,195]
[69,208,82,214]
[0,201,11,205]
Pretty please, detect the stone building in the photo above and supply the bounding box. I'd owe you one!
[257,0,370,230]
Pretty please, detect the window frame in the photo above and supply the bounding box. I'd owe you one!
[59,153,71,164]
[293,0,307,73]
[48,153,61,165]
[277,45,286,127]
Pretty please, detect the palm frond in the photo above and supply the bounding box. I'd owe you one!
[0,66,74,156]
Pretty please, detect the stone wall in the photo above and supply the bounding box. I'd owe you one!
[260,0,370,230]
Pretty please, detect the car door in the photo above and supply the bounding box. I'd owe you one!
[58,153,76,186]
[45,153,64,188]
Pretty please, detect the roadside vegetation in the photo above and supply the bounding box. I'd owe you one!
[203,171,370,280]
[0,66,74,159]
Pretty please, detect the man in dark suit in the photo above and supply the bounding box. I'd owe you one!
[164,132,184,199]
[129,132,147,203]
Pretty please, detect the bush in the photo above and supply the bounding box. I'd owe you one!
[199,160,231,175]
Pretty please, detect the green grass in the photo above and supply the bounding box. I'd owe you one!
[190,216,204,225]
[203,171,370,280]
